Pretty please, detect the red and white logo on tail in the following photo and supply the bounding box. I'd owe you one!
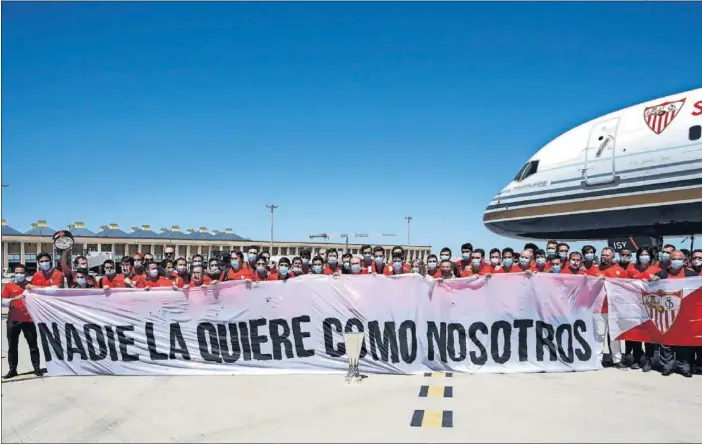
[643,98,686,135]
[642,289,683,334]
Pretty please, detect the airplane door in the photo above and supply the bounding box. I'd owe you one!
[583,117,621,186]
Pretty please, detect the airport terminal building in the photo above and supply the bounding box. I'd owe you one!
[1,220,432,273]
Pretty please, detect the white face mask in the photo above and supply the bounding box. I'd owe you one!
[176,265,186,272]
[149,269,159,277]
[14,273,26,283]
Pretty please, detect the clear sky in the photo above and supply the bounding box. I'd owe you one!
[2,2,701,253]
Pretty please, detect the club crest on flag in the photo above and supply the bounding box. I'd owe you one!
[643,98,685,135]
[641,289,683,334]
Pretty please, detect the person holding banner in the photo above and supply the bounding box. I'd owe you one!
[26,253,64,289]
[189,264,212,287]
[390,254,409,275]
[119,257,145,288]
[626,246,660,371]
[311,256,325,275]
[2,264,42,379]
[162,259,185,288]
[391,246,412,273]
[581,245,600,276]
[349,256,366,275]
[144,261,180,289]
[99,259,125,288]
[533,249,550,272]
[253,255,273,281]
[323,249,343,275]
[269,257,294,281]
[561,252,586,275]
[649,250,696,377]
[71,268,95,288]
[174,257,190,284]
[461,248,493,276]
[426,254,439,277]
[548,256,563,273]
[370,246,393,275]
[220,252,254,281]
[341,253,353,274]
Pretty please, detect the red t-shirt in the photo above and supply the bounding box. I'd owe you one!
[2,282,31,322]
[31,269,64,287]
[460,264,494,277]
[189,276,213,287]
[100,274,127,288]
[144,277,175,288]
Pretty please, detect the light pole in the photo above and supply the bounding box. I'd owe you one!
[404,216,413,247]
[266,204,278,253]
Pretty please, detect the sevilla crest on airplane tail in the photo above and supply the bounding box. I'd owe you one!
[641,289,683,335]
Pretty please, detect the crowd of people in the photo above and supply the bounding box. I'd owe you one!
[3,240,701,380]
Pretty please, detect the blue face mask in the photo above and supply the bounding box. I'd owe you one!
[302,258,310,265]
[292,266,302,274]
[312,265,323,274]
[343,262,350,269]
[660,252,670,261]
[471,259,481,268]
[351,264,362,273]
[519,258,530,266]
[558,252,568,260]
[639,255,650,264]
[76,278,86,286]
[584,253,595,261]
[671,259,684,269]
[231,260,240,269]
[39,262,51,271]
[279,266,289,275]
[462,253,471,260]
[427,261,437,269]
[363,253,372,260]
[536,257,546,266]
[551,265,561,273]
[547,249,556,258]
[375,257,385,264]
[393,262,403,270]
[503,258,513,267]
[256,265,266,273]
[328,258,338,265]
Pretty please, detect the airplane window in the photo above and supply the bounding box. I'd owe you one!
[513,160,540,182]
[690,125,701,141]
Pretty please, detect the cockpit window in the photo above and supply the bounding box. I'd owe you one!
[513,160,539,182]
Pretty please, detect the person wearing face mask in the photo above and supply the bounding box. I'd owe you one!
[593,247,627,370]
[625,246,660,372]
[241,246,259,272]
[310,256,326,275]
[391,246,412,273]
[220,251,254,282]
[548,257,563,273]
[2,264,42,379]
[324,249,343,275]
[690,249,702,275]
[161,259,185,288]
[680,248,691,268]
[261,251,276,272]
[461,249,493,277]
[173,257,190,287]
[349,257,365,275]
[132,253,146,277]
[206,257,222,281]
[581,245,600,276]
[143,261,179,289]
[27,253,64,289]
[561,252,586,275]
[650,250,696,377]
[370,246,393,275]
[360,245,374,271]
[189,265,212,287]
[252,255,272,281]
[546,240,559,261]
[390,254,409,275]
[455,243,474,273]
[289,256,304,276]
[657,244,676,269]
[533,249,549,273]
[516,250,535,273]
[191,254,204,270]
[494,248,520,273]
[488,248,502,271]
[269,257,294,281]
[318,248,327,264]
[341,253,353,274]
[616,248,636,276]
[425,254,440,278]
[61,253,97,288]
[72,269,95,288]
[556,242,570,263]
[99,259,125,288]
[437,248,456,276]
[119,257,145,288]
[299,249,313,274]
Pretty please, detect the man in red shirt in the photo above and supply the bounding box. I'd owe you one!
[2,264,42,379]
[27,252,64,288]
[99,259,125,288]
[323,249,343,275]
[220,252,254,282]
[561,252,586,275]
[391,246,412,273]
[650,250,696,377]
[595,247,627,370]
[252,255,272,281]
[119,257,145,288]
[581,245,600,276]
[533,249,550,273]
[461,248,493,277]
[455,243,474,273]
[60,252,97,287]
[189,264,213,287]
[144,261,180,289]
[370,247,393,275]
[268,257,295,281]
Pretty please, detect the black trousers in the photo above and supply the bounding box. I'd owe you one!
[6,320,40,371]
[626,341,656,363]
[659,345,693,373]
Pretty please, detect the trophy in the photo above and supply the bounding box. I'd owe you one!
[52,230,75,251]
[343,331,365,383]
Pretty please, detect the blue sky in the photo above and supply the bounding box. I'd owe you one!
[2,2,701,253]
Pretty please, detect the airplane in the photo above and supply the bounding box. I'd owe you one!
[483,87,702,244]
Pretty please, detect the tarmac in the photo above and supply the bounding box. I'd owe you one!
[2,310,702,443]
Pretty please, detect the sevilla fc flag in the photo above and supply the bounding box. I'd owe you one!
[606,277,702,346]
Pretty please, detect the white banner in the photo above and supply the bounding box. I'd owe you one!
[23,274,606,376]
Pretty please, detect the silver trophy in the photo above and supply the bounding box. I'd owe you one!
[343,331,365,383]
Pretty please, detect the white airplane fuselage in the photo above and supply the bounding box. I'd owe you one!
[484,88,702,241]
